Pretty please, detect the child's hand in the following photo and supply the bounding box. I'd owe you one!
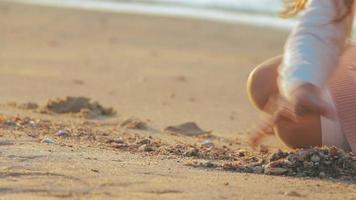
[273,83,335,126]
[289,83,336,119]
[248,83,335,149]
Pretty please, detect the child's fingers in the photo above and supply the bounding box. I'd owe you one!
[311,99,336,119]
[248,133,263,149]
[273,106,299,125]
[296,95,336,119]
[248,116,275,148]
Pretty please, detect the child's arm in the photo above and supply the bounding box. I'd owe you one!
[280,0,352,101]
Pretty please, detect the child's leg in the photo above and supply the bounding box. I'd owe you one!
[247,56,281,114]
[274,113,322,149]
[247,56,322,149]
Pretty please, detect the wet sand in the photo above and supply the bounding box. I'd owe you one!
[0,2,355,199]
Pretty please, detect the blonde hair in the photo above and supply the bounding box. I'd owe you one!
[280,0,354,21]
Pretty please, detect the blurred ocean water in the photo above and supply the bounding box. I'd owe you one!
[4,0,294,30]
[119,0,284,14]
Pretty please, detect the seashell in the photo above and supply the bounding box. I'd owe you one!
[259,145,269,154]
[4,120,17,127]
[138,144,155,152]
[310,155,321,163]
[296,149,311,161]
[264,167,289,175]
[120,118,147,130]
[205,161,215,168]
[111,143,128,149]
[323,160,332,165]
[55,130,69,137]
[282,159,294,167]
[137,138,152,145]
[319,172,326,178]
[329,147,339,157]
[237,150,246,157]
[112,138,125,144]
[184,148,199,157]
[41,137,55,144]
[252,166,264,174]
[201,140,214,148]
[303,161,314,168]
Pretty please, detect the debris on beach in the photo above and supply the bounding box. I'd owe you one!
[0,115,354,181]
[55,129,69,137]
[19,102,39,110]
[41,137,55,144]
[164,122,210,136]
[43,96,116,119]
[107,138,129,149]
[200,139,214,148]
[186,147,356,181]
[138,144,156,152]
[120,118,148,130]
[284,191,303,197]
[8,102,39,110]
[72,79,85,85]
[175,75,187,82]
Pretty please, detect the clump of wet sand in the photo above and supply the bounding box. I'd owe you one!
[43,97,116,119]
[8,97,116,119]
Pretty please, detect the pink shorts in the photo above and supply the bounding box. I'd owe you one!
[320,88,351,151]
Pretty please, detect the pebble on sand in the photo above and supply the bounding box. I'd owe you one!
[164,122,210,136]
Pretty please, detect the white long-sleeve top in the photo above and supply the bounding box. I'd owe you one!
[280,0,353,99]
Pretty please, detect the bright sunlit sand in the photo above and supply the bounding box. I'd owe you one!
[0,1,354,199]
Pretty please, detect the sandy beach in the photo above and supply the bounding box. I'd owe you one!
[0,1,355,199]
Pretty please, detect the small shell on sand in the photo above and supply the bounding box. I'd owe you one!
[201,139,214,148]
[138,144,156,152]
[55,130,69,137]
[19,102,39,110]
[41,137,55,144]
[120,118,147,130]
[264,166,288,175]
[252,166,264,174]
[108,138,129,149]
[164,122,210,136]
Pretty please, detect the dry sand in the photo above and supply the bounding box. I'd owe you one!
[0,2,355,199]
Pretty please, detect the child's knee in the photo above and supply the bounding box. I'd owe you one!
[274,115,322,149]
[247,61,279,111]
